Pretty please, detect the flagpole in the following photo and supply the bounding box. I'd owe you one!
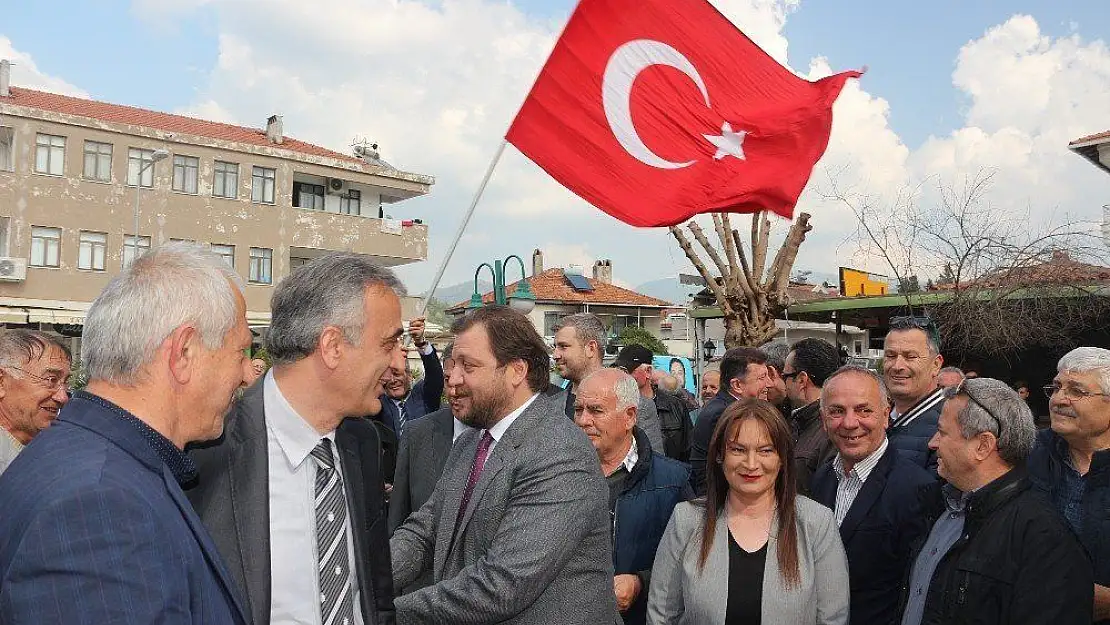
[417,139,508,316]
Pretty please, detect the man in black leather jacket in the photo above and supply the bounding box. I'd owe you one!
[900,378,1092,625]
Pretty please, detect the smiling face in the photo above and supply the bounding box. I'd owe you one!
[185,288,253,443]
[883,328,942,405]
[821,371,889,470]
[553,326,597,384]
[0,344,72,444]
[447,323,515,429]
[382,359,412,400]
[929,395,982,491]
[731,363,772,400]
[721,417,782,501]
[1048,370,1110,445]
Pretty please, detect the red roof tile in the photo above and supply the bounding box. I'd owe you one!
[448,268,673,311]
[935,251,1110,290]
[1,87,371,169]
[1070,129,1110,146]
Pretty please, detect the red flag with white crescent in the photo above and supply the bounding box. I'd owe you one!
[506,0,862,227]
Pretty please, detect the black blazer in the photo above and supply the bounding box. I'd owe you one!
[186,380,395,625]
[811,444,935,625]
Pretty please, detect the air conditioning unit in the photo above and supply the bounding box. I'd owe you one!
[326,178,348,194]
[0,257,27,281]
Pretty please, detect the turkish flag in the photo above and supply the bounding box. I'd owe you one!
[506,0,862,227]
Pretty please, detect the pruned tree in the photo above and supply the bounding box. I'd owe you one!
[824,168,1110,358]
[670,211,813,348]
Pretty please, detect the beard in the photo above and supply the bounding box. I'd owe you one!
[457,376,514,430]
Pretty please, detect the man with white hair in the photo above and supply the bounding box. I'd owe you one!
[190,253,403,625]
[1029,347,1110,623]
[936,366,965,389]
[0,243,252,624]
[572,368,690,625]
[0,329,72,475]
[901,378,1092,625]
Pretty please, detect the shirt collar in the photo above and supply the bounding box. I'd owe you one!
[264,371,334,469]
[452,417,472,443]
[833,437,889,483]
[620,436,639,473]
[2,427,23,452]
[943,482,972,512]
[486,392,539,444]
[75,390,198,486]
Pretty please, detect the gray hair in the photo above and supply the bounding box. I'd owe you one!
[553,313,606,352]
[582,369,640,411]
[821,365,891,411]
[266,253,406,365]
[944,378,1035,465]
[759,340,790,372]
[1057,347,1110,394]
[939,366,965,378]
[82,242,243,385]
[0,329,71,368]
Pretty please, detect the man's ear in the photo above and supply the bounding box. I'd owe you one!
[0,368,10,400]
[318,326,345,370]
[506,359,528,387]
[167,325,200,385]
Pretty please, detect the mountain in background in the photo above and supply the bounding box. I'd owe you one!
[422,280,493,307]
[634,269,843,307]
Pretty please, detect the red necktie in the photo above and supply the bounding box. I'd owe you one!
[455,430,494,530]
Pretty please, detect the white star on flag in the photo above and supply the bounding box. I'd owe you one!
[703,122,746,161]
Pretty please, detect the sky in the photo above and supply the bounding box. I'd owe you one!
[3,0,1110,296]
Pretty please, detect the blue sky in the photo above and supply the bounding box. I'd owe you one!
[4,0,1110,289]
[9,0,1105,149]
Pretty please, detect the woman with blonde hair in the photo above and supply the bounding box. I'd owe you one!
[648,398,849,624]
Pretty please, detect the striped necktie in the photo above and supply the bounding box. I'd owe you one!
[310,439,357,625]
[396,400,408,437]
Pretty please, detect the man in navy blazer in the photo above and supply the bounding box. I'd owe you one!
[811,365,934,625]
[0,243,253,624]
[375,316,444,437]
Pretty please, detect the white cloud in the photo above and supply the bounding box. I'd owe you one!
[0,36,88,98]
[117,3,1110,292]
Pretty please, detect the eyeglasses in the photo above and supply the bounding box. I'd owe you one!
[1043,384,1110,401]
[945,379,1004,439]
[3,366,68,391]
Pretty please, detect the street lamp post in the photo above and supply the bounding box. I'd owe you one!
[132,148,170,262]
[468,255,536,314]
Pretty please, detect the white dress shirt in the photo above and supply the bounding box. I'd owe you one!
[452,418,472,443]
[264,371,364,625]
[485,393,540,455]
[832,437,889,527]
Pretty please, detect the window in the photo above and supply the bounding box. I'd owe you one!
[293,181,325,210]
[339,189,361,216]
[172,155,199,194]
[30,227,61,267]
[211,244,235,268]
[0,127,13,172]
[290,257,310,270]
[127,148,156,187]
[0,217,10,256]
[35,134,66,175]
[543,312,565,337]
[78,231,107,270]
[82,141,113,182]
[249,247,272,284]
[251,166,275,204]
[122,235,151,268]
[213,161,238,198]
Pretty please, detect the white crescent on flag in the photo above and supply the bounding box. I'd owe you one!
[601,39,710,170]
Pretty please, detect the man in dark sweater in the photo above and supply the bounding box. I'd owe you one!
[782,337,841,495]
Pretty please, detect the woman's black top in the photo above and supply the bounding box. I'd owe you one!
[724,530,767,625]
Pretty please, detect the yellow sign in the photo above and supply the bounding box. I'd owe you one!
[839,267,889,297]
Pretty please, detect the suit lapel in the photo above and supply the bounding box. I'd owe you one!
[838,446,895,543]
[164,468,250,624]
[436,429,478,578]
[337,424,373,621]
[227,384,272,625]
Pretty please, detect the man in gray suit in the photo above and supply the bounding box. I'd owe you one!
[391,306,621,624]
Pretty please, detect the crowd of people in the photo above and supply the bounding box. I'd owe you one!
[0,242,1108,625]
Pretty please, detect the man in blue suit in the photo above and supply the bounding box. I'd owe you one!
[811,365,934,625]
[376,316,444,437]
[0,243,252,624]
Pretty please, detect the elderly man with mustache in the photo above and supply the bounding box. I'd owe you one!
[1029,347,1110,624]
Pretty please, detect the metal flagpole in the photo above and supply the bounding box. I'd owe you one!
[417,139,508,316]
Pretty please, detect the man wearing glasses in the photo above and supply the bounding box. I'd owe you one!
[901,378,1092,625]
[1028,347,1110,623]
[884,316,946,471]
[0,329,71,475]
